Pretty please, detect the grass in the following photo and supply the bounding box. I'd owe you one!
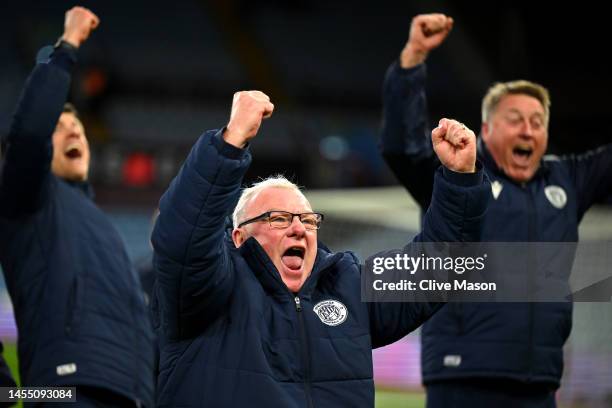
[3,343,19,385]
[376,389,425,407]
[3,343,21,407]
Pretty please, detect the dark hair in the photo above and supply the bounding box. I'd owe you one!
[63,102,80,118]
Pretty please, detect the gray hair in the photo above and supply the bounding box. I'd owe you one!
[232,175,308,228]
[481,80,551,125]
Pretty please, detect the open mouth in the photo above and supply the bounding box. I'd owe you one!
[64,144,83,160]
[281,246,305,270]
[512,145,533,165]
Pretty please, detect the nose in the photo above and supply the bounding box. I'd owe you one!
[63,118,83,137]
[66,131,81,141]
[67,126,82,140]
[519,119,534,139]
[286,216,306,237]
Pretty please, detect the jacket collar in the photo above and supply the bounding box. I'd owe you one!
[63,178,95,199]
[238,237,343,299]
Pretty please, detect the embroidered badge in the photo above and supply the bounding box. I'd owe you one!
[491,180,503,200]
[313,300,348,326]
[544,185,567,209]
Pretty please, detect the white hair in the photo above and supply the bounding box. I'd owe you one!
[232,175,307,228]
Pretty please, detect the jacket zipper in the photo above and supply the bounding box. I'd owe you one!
[294,296,315,408]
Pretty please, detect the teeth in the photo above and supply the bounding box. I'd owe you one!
[64,143,81,153]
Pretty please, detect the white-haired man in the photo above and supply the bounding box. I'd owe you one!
[152,90,490,406]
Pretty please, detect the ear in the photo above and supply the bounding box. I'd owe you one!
[481,121,490,142]
[232,228,245,248]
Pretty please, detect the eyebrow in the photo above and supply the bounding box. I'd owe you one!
[506,108,544,119]
[265,209,315,213]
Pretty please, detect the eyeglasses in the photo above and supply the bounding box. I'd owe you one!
[238,210,324,230]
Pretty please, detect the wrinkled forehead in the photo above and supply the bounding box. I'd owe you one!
[246,187,312,217]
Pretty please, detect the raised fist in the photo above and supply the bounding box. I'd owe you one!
[224,91,275,148]
[61,6,100,48]
[400,13,453,69]
[432,118,476,173]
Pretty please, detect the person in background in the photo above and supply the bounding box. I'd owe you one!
[0,7,153,407]
[379,13,612,408]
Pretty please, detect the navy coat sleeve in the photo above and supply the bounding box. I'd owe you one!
[0,46,76,216]
[152,130,251,340]
[368,165,489,348]
[563,144,612,221]
[380,61,440,210]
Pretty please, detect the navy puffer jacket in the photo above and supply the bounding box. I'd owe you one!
[380,61,612,387]
[0,45,154,406]
[152,129,489,407]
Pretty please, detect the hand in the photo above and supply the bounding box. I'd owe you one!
[61,6,100,48]
[432,118,476,173]
[400,13,453,69]
[223,91,275,148]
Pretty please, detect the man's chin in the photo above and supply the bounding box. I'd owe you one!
[506,167,536,183]
[54,168,89,182]
[283,279,303,293]
[67,172,88,182]
[280,267,306,292]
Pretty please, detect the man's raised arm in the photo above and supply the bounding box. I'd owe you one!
[380,13,453,210]
[152,91,274,340]
[0,7,98,215]
[369,118,489,347]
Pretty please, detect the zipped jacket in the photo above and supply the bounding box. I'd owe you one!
[152,129,490,407]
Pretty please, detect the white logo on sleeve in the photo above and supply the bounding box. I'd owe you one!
[443,355,462,367]
[56,363,77,376]
[544,185,567,209]
[313,300,348,326]
[491,181,503,200]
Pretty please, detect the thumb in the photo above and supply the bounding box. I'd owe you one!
[431,119,448,144]
[262,102,274,119]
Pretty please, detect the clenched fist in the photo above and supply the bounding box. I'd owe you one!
[224,91,275,148]
[400,13,453,69]
[61,6,100,48]
[432,118,476,173]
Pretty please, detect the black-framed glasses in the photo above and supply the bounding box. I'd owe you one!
[238,210,324,230]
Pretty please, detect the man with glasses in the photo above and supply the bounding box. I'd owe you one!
[151,90,490,406]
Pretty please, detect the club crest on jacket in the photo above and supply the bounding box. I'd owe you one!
[544,185,567,209]
[313,300,348,326]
